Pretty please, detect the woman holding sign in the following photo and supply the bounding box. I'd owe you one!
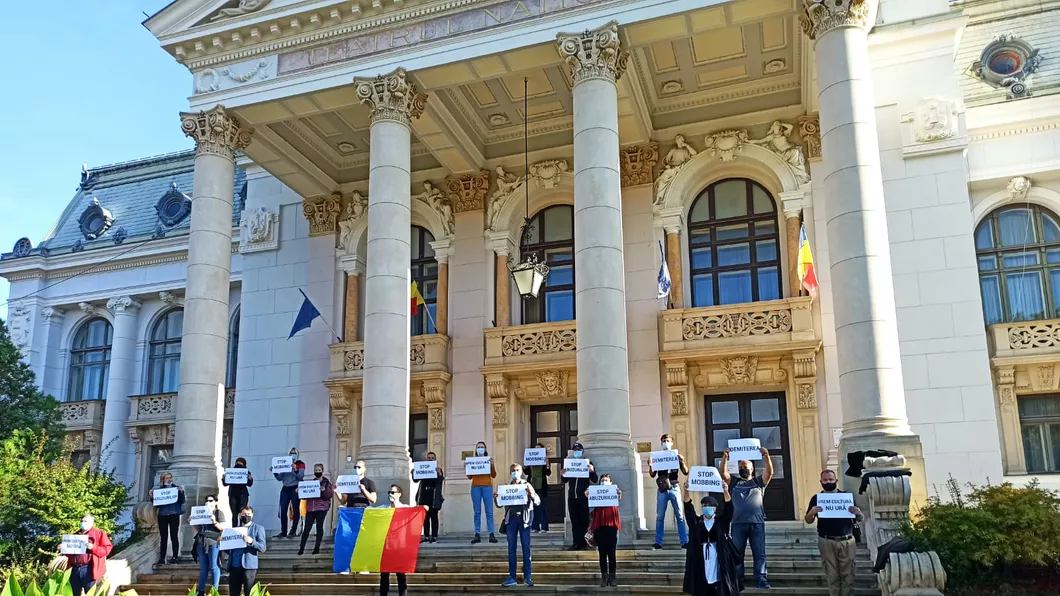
[223,457,254,520]
[466,440,498,544]
[682,482,739,596]
[495,463,540,587]
[526,443,551,533]
[193,495,226,596]
[299,463,335,556]
[151,471,186,564]
[415,451,445,543]
[587,474,622,587]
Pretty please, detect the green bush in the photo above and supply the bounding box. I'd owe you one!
[2,569,140,596]
[903,476,1060,588]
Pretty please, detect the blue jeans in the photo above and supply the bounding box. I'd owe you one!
[196,541,221,594]
[69,564,94,596]
[505,518,532,580]
[471,486,494,534]
[530,497,549,531]
[654,487,689,546]
[731,522,768,583]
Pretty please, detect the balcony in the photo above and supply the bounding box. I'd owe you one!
[328,334,450,382]
[659,297,816,356]
[127,388,236,426]
[60,400,106,433]
[989,319,1060,359]
[483,320,577,369]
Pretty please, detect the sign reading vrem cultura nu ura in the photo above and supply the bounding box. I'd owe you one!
[277,0,608,75]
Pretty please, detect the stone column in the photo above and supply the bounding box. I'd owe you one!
[171,105,252,515]
[993,366,1024,474]
[801,0,926,499]
[429,239,451,337]
[490,233,515,327]
[341,256,363,342]
[557,21,640,538]
[101,296,141,485]
[353,68,427,495]
[664,231,683,308]
[38,307,66,400]
[780,192,804,297]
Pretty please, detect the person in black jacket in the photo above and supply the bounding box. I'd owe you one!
[559,442,598,551]
[223,457,254,523]
[415,451,445,543]
[682,482,740,596]
[527,443,551,533]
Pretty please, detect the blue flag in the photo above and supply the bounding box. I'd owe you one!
[288,289,321,339]
[657,240,672,301]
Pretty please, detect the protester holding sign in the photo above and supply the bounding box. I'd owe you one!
[587,475,622,587]
[649,433,690,550]
[193,496,226,596]
[719,446,773,590]
[525,443,552,533]
[226,506,267,596]
[62,514,112,596]
[378,485,412,596]
[272,448,306,539]
[150,471,186,565]
[804,470,863,596]
[339,460,378,508]
[415,451,445,543]
[222,457,254,519]
[682,481,739,596]
[466,441,498,544]
[298,463,335,556]
[560,442,598,551]
[495,463,540,587]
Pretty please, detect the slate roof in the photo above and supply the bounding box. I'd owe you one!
[2,151,246,259]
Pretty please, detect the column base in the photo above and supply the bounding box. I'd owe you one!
[838,433,928,511]
[582,433,642,541]
[357,445,412,501]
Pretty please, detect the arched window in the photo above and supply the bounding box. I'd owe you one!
[67,318,112,402]
[520,205,575,324]
[975,205,1060,325]
[148,309,183,394]
[411,226,438,336]
[688,179,781,307]
[226,309,239,388]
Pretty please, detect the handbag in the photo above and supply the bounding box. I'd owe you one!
[584,510,596,547]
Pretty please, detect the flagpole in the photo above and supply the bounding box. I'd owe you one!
[423,302,438,332]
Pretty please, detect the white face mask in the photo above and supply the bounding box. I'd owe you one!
[662,442,673,451]
[80,521,92,531]
[601,481,612,486]
[512,471,521,480]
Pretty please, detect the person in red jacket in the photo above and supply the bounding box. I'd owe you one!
[66,514,113,596]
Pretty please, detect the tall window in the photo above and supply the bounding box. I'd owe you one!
[148,309,183,394]
[975,206,1060,325]
[1020,395,1060,473]
[67,318,112,401]
[409,413,428,462]
[520,205,575,324]
[226,309,240,387]
[688,179,781,307]
[147,445,174,498]
[411,226,438,336]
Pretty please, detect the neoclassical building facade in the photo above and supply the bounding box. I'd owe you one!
[3,0,1060,534]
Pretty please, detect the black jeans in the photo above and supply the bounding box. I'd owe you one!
[278,485,300,535]
[158,513,180,559]
[570,500,590,548]
[299,510,327,553]
[594,526,618,577]
[228,567,256,596]
[229,495,249,520]
[423,507,440,538]
[379,572,407,596]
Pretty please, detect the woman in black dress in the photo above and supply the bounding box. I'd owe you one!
[683,481,741,596]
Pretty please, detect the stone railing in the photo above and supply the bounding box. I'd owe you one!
[128,388,236,424]
[660,296,815,353]
[989,319,1060,357]
[59,399,106,431]
[329,334,450,380]
[484,320,577,368]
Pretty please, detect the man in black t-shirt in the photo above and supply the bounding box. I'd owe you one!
[341,460,378,508]
[805,470,864,596]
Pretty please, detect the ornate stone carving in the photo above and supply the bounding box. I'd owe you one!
[62,403,90,422]
[138,395,174,415]
[447,171,490,214]
[721,356,758,385]
[78,198,115,240]
[353,68,427,126]
[338,191,368,252]
[11,237,32,258]
[683,309,792,340]
[670,391,689,416]
[703,129,748,163]
[968,34,1043,99]
[410,343,426,365]
[998,386,1015,406]
[1008,176,1032,202]
[343,348,364,371]
[106,296,141,313]
[800,0,878,41]
[492,401,508,426]
[239,206,279,253]
[40,306,65,323]
[78,303,97,316]
[501,328,577,356]
[486,167,525,230]
[750,121,809,183]
[180,105,253,159]
[665,363,687,388]
[535,370,570,398]
[556,21,629,85]
[901,98,961,143]
[429,408,445,430]
[1038,365,1055,388]
[194,58,276,95]
[209,0,270,21]
[302,193,342,237]
[620,143,659,187]
[764,59,786,73]
[487,375,509,399]
[413,181,454,237]
[798,114,821,161]
[797,383,817,409]
[654,135,699,206]
[7,303,31,353]
[1007,321,1060,349]
[528,160,569,190]
[159,292,183,307]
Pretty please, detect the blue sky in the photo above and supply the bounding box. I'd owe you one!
[0,1,190,319]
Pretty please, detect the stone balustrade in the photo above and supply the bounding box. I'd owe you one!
[989,318,1060,357]
[329,334,450,380]
[128,388,236,424]
[659,296,815,353]
[59,399,106,432]
[483,320,577,368]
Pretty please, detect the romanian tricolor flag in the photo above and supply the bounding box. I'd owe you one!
[333,507,425,574]
[411,281,426,316]
[797,224,819,299]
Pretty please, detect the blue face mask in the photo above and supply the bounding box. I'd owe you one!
[573,451,583,458]
[511,471,521,480]
[702,506,716,518]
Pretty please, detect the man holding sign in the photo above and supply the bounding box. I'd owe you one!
[525,443,551,533]
[648,433,690,550]
[225,506,267,596]
[560,442,598,551]
[62,514,112,596]
[720,443,774,590]
[804,470,863,596]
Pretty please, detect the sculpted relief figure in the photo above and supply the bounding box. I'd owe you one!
[487,166,525,231]
[338,191,368,252]
[414,181,454,237]
[211,0,270,21]
[654,134,699,206]
[243,207,273,243]
[750,121,809,183]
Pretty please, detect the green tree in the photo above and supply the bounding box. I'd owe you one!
[0,318,65,457]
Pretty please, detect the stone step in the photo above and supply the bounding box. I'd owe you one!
[126,584,881,596]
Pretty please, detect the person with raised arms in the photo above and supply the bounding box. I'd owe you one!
[719,446,773,589]
[682,481,739,595]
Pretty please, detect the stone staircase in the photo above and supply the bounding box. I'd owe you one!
[126,523,881,595]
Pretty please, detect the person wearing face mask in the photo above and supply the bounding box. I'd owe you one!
[150,471,186,564]
[380,485,410,596]
[223,457,254,521]
[466,440,498,544]
[63,514,112,596]
[526,442,551,533]
[587,474,622,587]
[495,464,540,587]
[272,448,306,538]
[415,451,445,543]
[193,495,226,596]
[227,506,267,596]
[560,442,598,551]
[719,446,773,590]
[339,460,378,508]
[682,483,739,596]
[648,433,690,550]
[805,470,863,596]
[299,463,336,556]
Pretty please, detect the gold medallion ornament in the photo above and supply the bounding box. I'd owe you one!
[556,21,629,85]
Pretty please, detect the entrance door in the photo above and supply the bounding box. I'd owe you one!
[704,392,794,520]
[409,413,428,462]
[530,404,578,524]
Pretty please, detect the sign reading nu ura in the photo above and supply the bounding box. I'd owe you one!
[277,0,606,76]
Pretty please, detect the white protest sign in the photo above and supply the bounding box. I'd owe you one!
[496,484,529,506]
[224,468,249,485]
[189,506,215,526]
[688,466,725,493]
[413,461,437,480]
[650,450,680,471]
[588,485,619,507]
[727,438,763,460]
[298,480,321,499]
[523,448,547,467]
[153,487,179,506]
[60,534,88,555]
[271,456,293,473]
[465,456,492,476]
[816,492,856,519]
[219,527,248,551]
[563,458,590,478]
[335,475,361,494]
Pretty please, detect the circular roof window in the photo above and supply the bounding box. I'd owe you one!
[971,34,1042,99]
[78,198,115,240]
[989,52,1022,76]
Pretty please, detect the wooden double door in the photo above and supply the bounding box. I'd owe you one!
[529,404,578,524]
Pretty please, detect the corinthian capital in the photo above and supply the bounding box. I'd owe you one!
[800,0,879,41]
[106,295,141,314]
[353,68,427,127]
[556,21,629,85]
[180,105,254,159]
